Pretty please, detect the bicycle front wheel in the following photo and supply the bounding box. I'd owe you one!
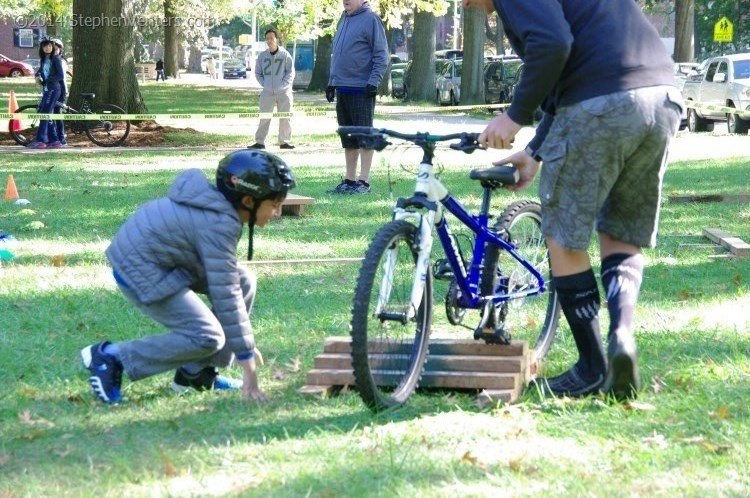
[481,200,560,360]
[351,220,433,411]
[85,104,130,147]
[9,104,41,146]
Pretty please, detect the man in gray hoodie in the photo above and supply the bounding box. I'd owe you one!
[250,28,296,150]
[326,0,388,194]
[80,150,295,404]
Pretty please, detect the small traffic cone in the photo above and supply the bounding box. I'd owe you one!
[4,174,19,201]
[8,89,21,133]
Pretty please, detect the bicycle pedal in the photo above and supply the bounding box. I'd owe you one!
[432,259,454,280]
[473,326,511,345]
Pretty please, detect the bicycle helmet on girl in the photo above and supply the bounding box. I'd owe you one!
[216,149,295,207]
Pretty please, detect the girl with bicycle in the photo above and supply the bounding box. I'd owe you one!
[28,37,65,149]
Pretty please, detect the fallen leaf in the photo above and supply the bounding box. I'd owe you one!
[700,441,731,454]
[624,401,656,411]
[642,433,668,449]
[286,356,301,373]
[16,208,36,216]
[18,409,55,428]
[677,290,691,300]
[710,406,731,420]
[23,221,45,231]
[460,450,478,465]
[650,376,667,394]
[732,274,742,286]
[51,254,66,267]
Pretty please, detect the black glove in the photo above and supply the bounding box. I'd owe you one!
[365,84,378,98]
[326,86,335,103]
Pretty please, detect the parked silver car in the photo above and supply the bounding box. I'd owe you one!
[435,58,462,105]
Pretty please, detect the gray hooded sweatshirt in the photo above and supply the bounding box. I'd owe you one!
[105,169,254,357]
[329,2,388,88]
[255,46,295,95]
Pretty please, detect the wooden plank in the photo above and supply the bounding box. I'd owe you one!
[702,228,737,244]
[476,389,519,408]
[305,368,519,390]
[299,385,335,398]
[702,228,750,257]
[314,353,525,374]
[322,336,527,357]
[669,193,750,204]
[281,193,315,216]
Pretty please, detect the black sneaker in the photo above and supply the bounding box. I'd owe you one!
[80,341,123,404]
[352,181,371,194]
[279,143,295,150]
[535,365,604,397]
[326,181,354,194]
[248,143,265,149]
[603,335,641,400]
[171,367,242,393]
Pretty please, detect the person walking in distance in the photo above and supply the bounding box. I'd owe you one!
[249,28,296,150]
[155,58,166,82]
[326,0,388,194]
[462,0,684,399]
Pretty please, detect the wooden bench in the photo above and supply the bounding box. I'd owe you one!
[281,193,315,216]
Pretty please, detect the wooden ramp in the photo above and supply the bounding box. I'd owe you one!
[300,336,537,407]
[281,193,315,216]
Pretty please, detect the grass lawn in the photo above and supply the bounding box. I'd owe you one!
[0,134,748,497]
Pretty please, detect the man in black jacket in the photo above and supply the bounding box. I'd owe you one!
[463,0,684,400]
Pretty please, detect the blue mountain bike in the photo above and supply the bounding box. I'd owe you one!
[339,126,560,411]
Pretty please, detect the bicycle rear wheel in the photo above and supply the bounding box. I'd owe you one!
[85,104,130,147]
[351,220,433,411]
[481,200,560,360]
[9,104,40,146]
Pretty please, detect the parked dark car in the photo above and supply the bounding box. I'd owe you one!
[390,62,408,98]
[0,54,34,78]
[435,49,463,60]
[223,58,247,79]
[483,57,522,104]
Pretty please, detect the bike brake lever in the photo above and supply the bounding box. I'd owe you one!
[449,133,482,154]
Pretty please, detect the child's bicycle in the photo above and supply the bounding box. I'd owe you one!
[10,92,130,147]
[338,126,561,412]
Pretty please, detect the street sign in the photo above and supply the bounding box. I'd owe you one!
[713,16,733,43]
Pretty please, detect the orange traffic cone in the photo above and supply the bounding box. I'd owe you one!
[8,89,20,133]
[5,174,19,201]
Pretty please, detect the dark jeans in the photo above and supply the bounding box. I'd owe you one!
[156,69,166,81]
[55,92,66,144]
[35,84,61,143]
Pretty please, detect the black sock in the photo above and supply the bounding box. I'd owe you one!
[601,253,644,339]
[554,270,607,379]
[358,180,370,187]
[344,179,357,186]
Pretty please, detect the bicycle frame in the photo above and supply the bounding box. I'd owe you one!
[382,151,547,322]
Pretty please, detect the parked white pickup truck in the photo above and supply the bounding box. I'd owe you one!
[681,53,750,134]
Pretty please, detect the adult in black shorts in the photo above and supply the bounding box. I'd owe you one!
[326,0,388,194]
[464,0,683,400]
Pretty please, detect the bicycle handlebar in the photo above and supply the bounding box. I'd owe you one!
[337,126,484,154]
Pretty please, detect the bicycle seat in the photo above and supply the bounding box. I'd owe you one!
[79,93,96,99]
[469,165,519,188]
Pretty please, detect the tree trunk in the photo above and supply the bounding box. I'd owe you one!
[674,0,695,62]
[407,10,436,102]
[308,33,332,91]
[461,6,485,104]
[70,0,147,113]
[163,0,179,78]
